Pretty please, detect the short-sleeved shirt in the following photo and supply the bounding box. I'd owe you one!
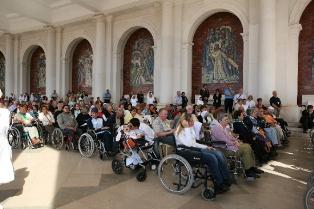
[269,96,281,108]
[152,117,171,133]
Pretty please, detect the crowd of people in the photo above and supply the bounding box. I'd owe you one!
[0,85,293,197]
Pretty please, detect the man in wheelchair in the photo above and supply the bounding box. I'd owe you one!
[87,107,115,152]
[57,104,82,148]
[127,118,155,147]
[175,113,231,194]
[13,104,42,146]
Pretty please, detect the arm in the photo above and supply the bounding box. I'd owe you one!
[57,114,65,129]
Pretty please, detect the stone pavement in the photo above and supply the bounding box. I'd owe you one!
[0,128,313,209]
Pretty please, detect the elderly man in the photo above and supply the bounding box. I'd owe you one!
[152,108,176,157]
[174,91,182,106]
[269,91,281,117]
[57,104,82,147]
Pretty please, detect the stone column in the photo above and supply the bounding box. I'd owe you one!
[94,14,106,98]
[286,24,302,106]
[241,32,249,95]
[55,27,63,97]
[13,35,20,96]
[5,34,14,97]
[159,0,174,104]
[111,50,122,103]
[46,26,56,98]
[258,0,276,101]
[181,42,193,99]
[105,15,113,91]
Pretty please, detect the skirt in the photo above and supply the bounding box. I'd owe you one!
[0,137,15,184]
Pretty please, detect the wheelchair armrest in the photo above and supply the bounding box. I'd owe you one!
[177,145,202,152]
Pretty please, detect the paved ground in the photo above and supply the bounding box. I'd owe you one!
[0,128,313,209]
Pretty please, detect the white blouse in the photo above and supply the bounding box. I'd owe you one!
[38,112,55,126]
[175,127,207,149]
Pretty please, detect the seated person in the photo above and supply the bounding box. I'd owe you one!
[128,118,155,146]
[175,113,231,194]
[87,107,113,151]
[13,104,41,145]
[300,105,314,133]
[233,110,269,164]
[54,101,64,123]
[152,108,176,157]
[57,105,82,143]
[257,108,280,147]
[38,105,55,142]
[76,105,91,132]
[210,112,262,179]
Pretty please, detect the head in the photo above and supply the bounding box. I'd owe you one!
[42,105,48,114]
[181,92,186,96]
[247,95,253,101]
[63,105,70,113]
[216,112,229,127]
[128,118,140,130]
[130,107,137,117]
[272,91,277,97]
[257,98,263,105]
[177,113,194,134]
[106,89,110,93]
[186,105,193,114]
[19,104,27,114]
[215,88,220,93]
[233,110,244,121]
[57,101,64,110]
[158,108,168,121]
[202,84,207,88]
[177,91,181,96]
[91,107,98,118]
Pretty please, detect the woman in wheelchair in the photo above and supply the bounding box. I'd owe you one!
[210,112,262,179]
[175,113,231,194]
[13,104,42,146]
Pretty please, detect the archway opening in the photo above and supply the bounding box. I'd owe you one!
[298,0,314,105]
[70,39,93,95]
[192,12,243,101]
[29,46,46,95]
[122,28,154,96]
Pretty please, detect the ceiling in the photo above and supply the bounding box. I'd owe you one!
[0,0,156,34]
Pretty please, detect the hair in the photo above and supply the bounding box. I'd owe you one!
[214,111,228,122]
[257,98,263,102]
[308,105,313,110]
[233,110,243,119]
[176,113,193,135]
[129,118,140,128]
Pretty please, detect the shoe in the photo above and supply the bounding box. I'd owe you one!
[252,167,264,174]
[214,184,230,194]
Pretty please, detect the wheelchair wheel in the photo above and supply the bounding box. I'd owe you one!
[201,188,216,201]
[304,186,314,209]
[51,128,64,150]
[158,154,194,195]
[308,173,314,188]
[112,158,124,174]
[78,133,95,158]
[8,127,21,149]
[136,170,147,182]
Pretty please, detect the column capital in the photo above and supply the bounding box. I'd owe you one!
[4,33,13,40]
[94,14,105,22]
[56,27,63,33]
[106,15,113,23]
[44,25,56,32]
[289,24,302,35]
[13,34,20,40]
[240,32,249,42]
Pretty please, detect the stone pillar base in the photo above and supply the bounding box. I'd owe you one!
[280,105,301,123]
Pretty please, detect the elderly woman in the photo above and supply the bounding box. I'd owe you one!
[210,112,261,179]
[175,113,231,194]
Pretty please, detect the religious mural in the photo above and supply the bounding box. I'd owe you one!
[202,26,240,84]
[0,52,5,94]
[130,38,154,86]
[123,28,154,95]
[72,39,93,94]
[30,47,46,94]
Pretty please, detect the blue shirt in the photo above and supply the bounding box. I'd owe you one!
[223,88,234,100]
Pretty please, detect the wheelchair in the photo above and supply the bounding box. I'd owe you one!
[111,130,159,182]
[157,145,216,200]
[304,172,314,209]
[78,127,118,160]
[8,118,44,149]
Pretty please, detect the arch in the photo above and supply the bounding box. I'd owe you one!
[289,0,312,25]
[112,20,160,101]
[298,0,314,104]
[182,1,248,44]
[122,28,154,95]
[21,45,46,94]
[0,51,5,94]
[191,12,244,101]
[64,37,93,94]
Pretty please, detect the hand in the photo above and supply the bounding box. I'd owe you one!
[207,146,215,150]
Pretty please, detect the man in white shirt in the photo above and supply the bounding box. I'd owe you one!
[174,91,182,106]
[128,118,155,145]
[233,88,246,105]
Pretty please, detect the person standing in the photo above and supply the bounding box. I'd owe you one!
[137,91,144,104]
[300,105,314,133]
[200,84,210,104]
[269,91,281,117]
[103,89,111,104]
[0,100,15,202]
[223,84,234,114]
[213,88,222,109]
[181,92,188,108]
[174,91,182,106]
